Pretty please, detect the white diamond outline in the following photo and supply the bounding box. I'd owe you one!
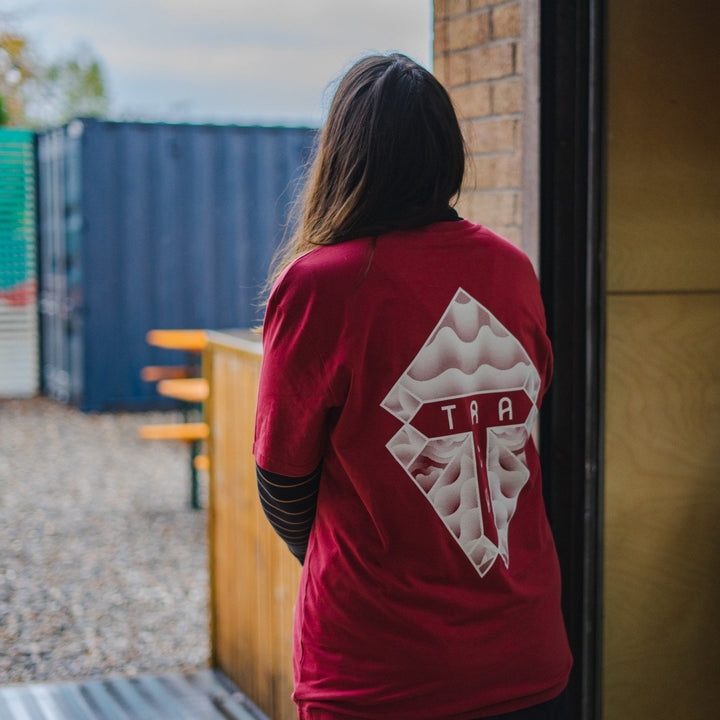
[381,288,541,578]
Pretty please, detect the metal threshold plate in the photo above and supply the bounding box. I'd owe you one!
[0,668,269,720]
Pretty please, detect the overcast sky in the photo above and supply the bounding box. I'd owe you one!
[4,0,433,126]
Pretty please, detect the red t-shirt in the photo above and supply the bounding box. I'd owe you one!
[254,220,572,719]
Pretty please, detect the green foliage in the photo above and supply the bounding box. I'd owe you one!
[0,95,9,125]
[1,27,108,128]
[0,30,35,126]
[36,49,109,124]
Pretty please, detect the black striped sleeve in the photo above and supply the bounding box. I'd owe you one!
[256,462,321,564]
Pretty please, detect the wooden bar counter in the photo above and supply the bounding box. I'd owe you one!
[204,330,301,720]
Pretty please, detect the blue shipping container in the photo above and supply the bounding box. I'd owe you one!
[37,119,316,411]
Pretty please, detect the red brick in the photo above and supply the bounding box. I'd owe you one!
[514,128,523,157]
[464,191,518,227]
[434,0,449,21]
[464,117,517,153]
[492,77,522,113]
[447,12,490,51]
[433,54,450,85]
[434,20,449,55]
[468,43,514,81]
[448,50,472,86]
[471,153,522,189]
[447,0,470,17]
[455,192,475,221]
[450,83,491,119]
[492,2,522,39]
[515,37,523,73]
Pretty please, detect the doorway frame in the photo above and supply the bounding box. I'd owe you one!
[538,1,605,718]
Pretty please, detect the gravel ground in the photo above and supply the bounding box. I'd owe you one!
[0,396,210,685]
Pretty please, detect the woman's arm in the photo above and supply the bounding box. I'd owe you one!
[256,462,321,564]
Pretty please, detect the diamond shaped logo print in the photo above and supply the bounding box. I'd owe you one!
[381,288,541,577]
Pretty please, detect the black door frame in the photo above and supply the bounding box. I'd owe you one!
[538,1,605,718]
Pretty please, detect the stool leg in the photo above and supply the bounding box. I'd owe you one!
[190,439,202,510]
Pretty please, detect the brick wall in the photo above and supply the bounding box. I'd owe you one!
[433,0,538,261]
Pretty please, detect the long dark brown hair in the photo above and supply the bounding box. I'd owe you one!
[267,53,466,288]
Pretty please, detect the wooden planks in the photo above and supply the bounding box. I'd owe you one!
[205,333,300,720]
[157,378,209,403]
[146,329,208,352]
[138,422,209,442]
[140,365,197,382]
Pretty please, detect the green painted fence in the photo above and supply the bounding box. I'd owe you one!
[0,127,38,396]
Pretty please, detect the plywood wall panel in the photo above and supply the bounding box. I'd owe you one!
[606,0,720,293]
[603,293,720,719]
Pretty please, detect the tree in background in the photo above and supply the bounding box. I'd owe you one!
[0,30,34,125]
[31,43,109,123]
[1,25,108,128]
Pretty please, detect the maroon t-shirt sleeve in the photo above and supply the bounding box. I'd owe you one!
[253,258,346,476]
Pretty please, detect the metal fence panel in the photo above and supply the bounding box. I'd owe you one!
[0,128,38,397]
[37,119,315,411]
[37,121,85,405]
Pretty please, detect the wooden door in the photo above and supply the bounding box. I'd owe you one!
[603,1,720,717]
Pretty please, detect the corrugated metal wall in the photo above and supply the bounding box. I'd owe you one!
[37,119,316,411]
[0,128,39,397]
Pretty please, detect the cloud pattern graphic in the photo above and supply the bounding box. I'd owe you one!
[382,289,541,577]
